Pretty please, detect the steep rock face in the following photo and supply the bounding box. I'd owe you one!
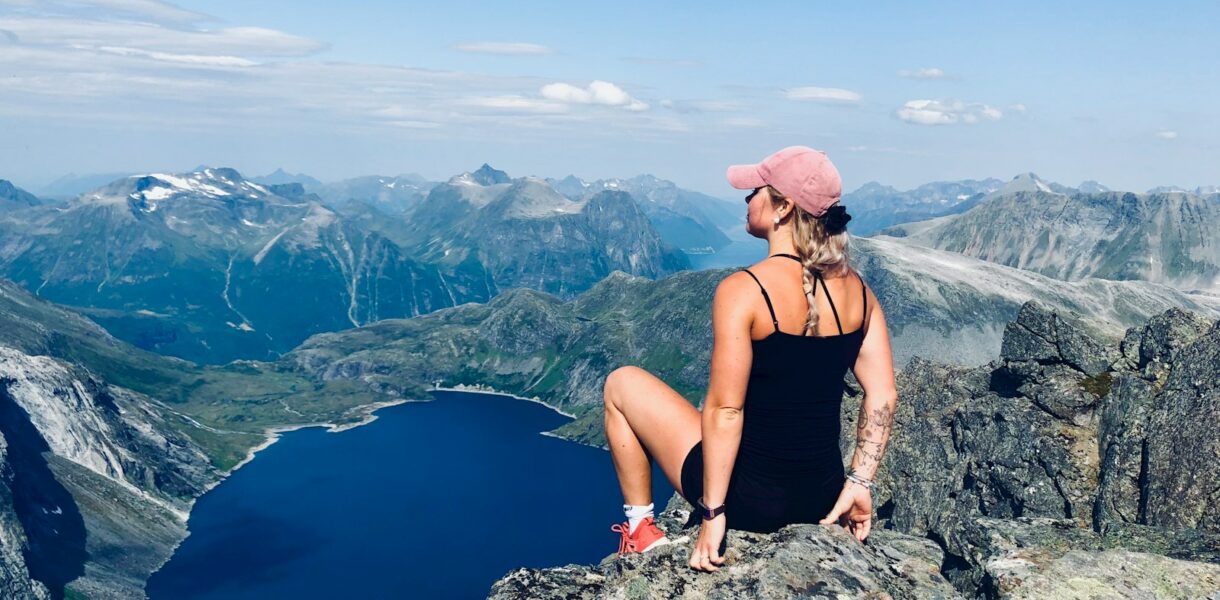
[883,190,1220,292]
[0,434,52,600]
[1096,309,1220,531]
[0,345,217,598]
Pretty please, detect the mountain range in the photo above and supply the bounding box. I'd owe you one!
[0,169,497,364]
[0,166,702,363]
[842,172,1132,236]
[879,173,1220,292]
[547,173,739,252]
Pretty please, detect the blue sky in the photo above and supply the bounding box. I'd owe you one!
[1,0,1216,196]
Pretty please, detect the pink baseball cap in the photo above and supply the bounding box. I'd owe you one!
[726,146,842,217]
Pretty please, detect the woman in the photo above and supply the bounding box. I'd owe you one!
[602,146,898,572]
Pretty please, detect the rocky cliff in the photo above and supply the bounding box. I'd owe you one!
[487,302,1220,598]
[0,346,218,598]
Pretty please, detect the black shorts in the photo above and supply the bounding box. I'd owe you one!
[679,441,844,534]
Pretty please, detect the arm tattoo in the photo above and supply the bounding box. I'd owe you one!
[849,401,894,482]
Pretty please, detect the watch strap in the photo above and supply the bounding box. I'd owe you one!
[696,497,726,520]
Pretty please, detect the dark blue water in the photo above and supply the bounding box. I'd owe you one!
[146,390,675,599]
[687,227,768,271]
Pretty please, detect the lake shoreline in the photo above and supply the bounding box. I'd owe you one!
[427,384,577,419]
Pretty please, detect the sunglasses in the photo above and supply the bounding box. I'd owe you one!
[744,187,763,204]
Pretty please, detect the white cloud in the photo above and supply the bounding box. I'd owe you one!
[540,80,649,111]
[453,41,552,55]
[784,86,861,103]
[896,99,1004,125]
[1008,103,1027,112]
[1155,130,1178,139]
[898,67,947,80]
[96,45,256,67]
[458,95,569,113]
[0,6,691,140]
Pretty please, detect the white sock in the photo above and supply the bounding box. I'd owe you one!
[624,502,654,535]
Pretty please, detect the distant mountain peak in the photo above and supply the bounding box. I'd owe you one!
[0,179,42,208]
[251,168,322,188]
[1077,180,1110,193]
[79,167,276,210]
[998,172,1061,195]
[852,181,899,194]
[1147,184,1218,195]
[471,163,511,185]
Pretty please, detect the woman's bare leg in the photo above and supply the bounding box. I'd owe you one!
[603,366,703,505]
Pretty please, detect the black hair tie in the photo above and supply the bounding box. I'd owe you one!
[819,204,851,234]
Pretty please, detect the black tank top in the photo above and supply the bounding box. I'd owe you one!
[735,253,868,479]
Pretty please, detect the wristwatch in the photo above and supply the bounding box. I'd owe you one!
[696,497,726,520]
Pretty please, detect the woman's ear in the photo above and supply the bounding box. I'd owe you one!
[777,199,793,221]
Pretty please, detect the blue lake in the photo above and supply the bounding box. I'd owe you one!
[146,390,676,599]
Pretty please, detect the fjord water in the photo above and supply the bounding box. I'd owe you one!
[687,226,767,271]
[146,390,675,599]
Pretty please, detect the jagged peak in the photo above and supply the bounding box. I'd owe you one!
[467,163,511,186]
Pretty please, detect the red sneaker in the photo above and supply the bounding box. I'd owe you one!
[611,516,672,556]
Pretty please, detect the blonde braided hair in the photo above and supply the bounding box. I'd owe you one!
[766,185,852,337]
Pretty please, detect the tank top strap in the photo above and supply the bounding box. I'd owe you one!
[740,268,780,333]
[816,271,844,335]
[860,272,867,321]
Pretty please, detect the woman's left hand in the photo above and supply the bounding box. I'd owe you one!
[819,481,873,542]
[688,514,726,572]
